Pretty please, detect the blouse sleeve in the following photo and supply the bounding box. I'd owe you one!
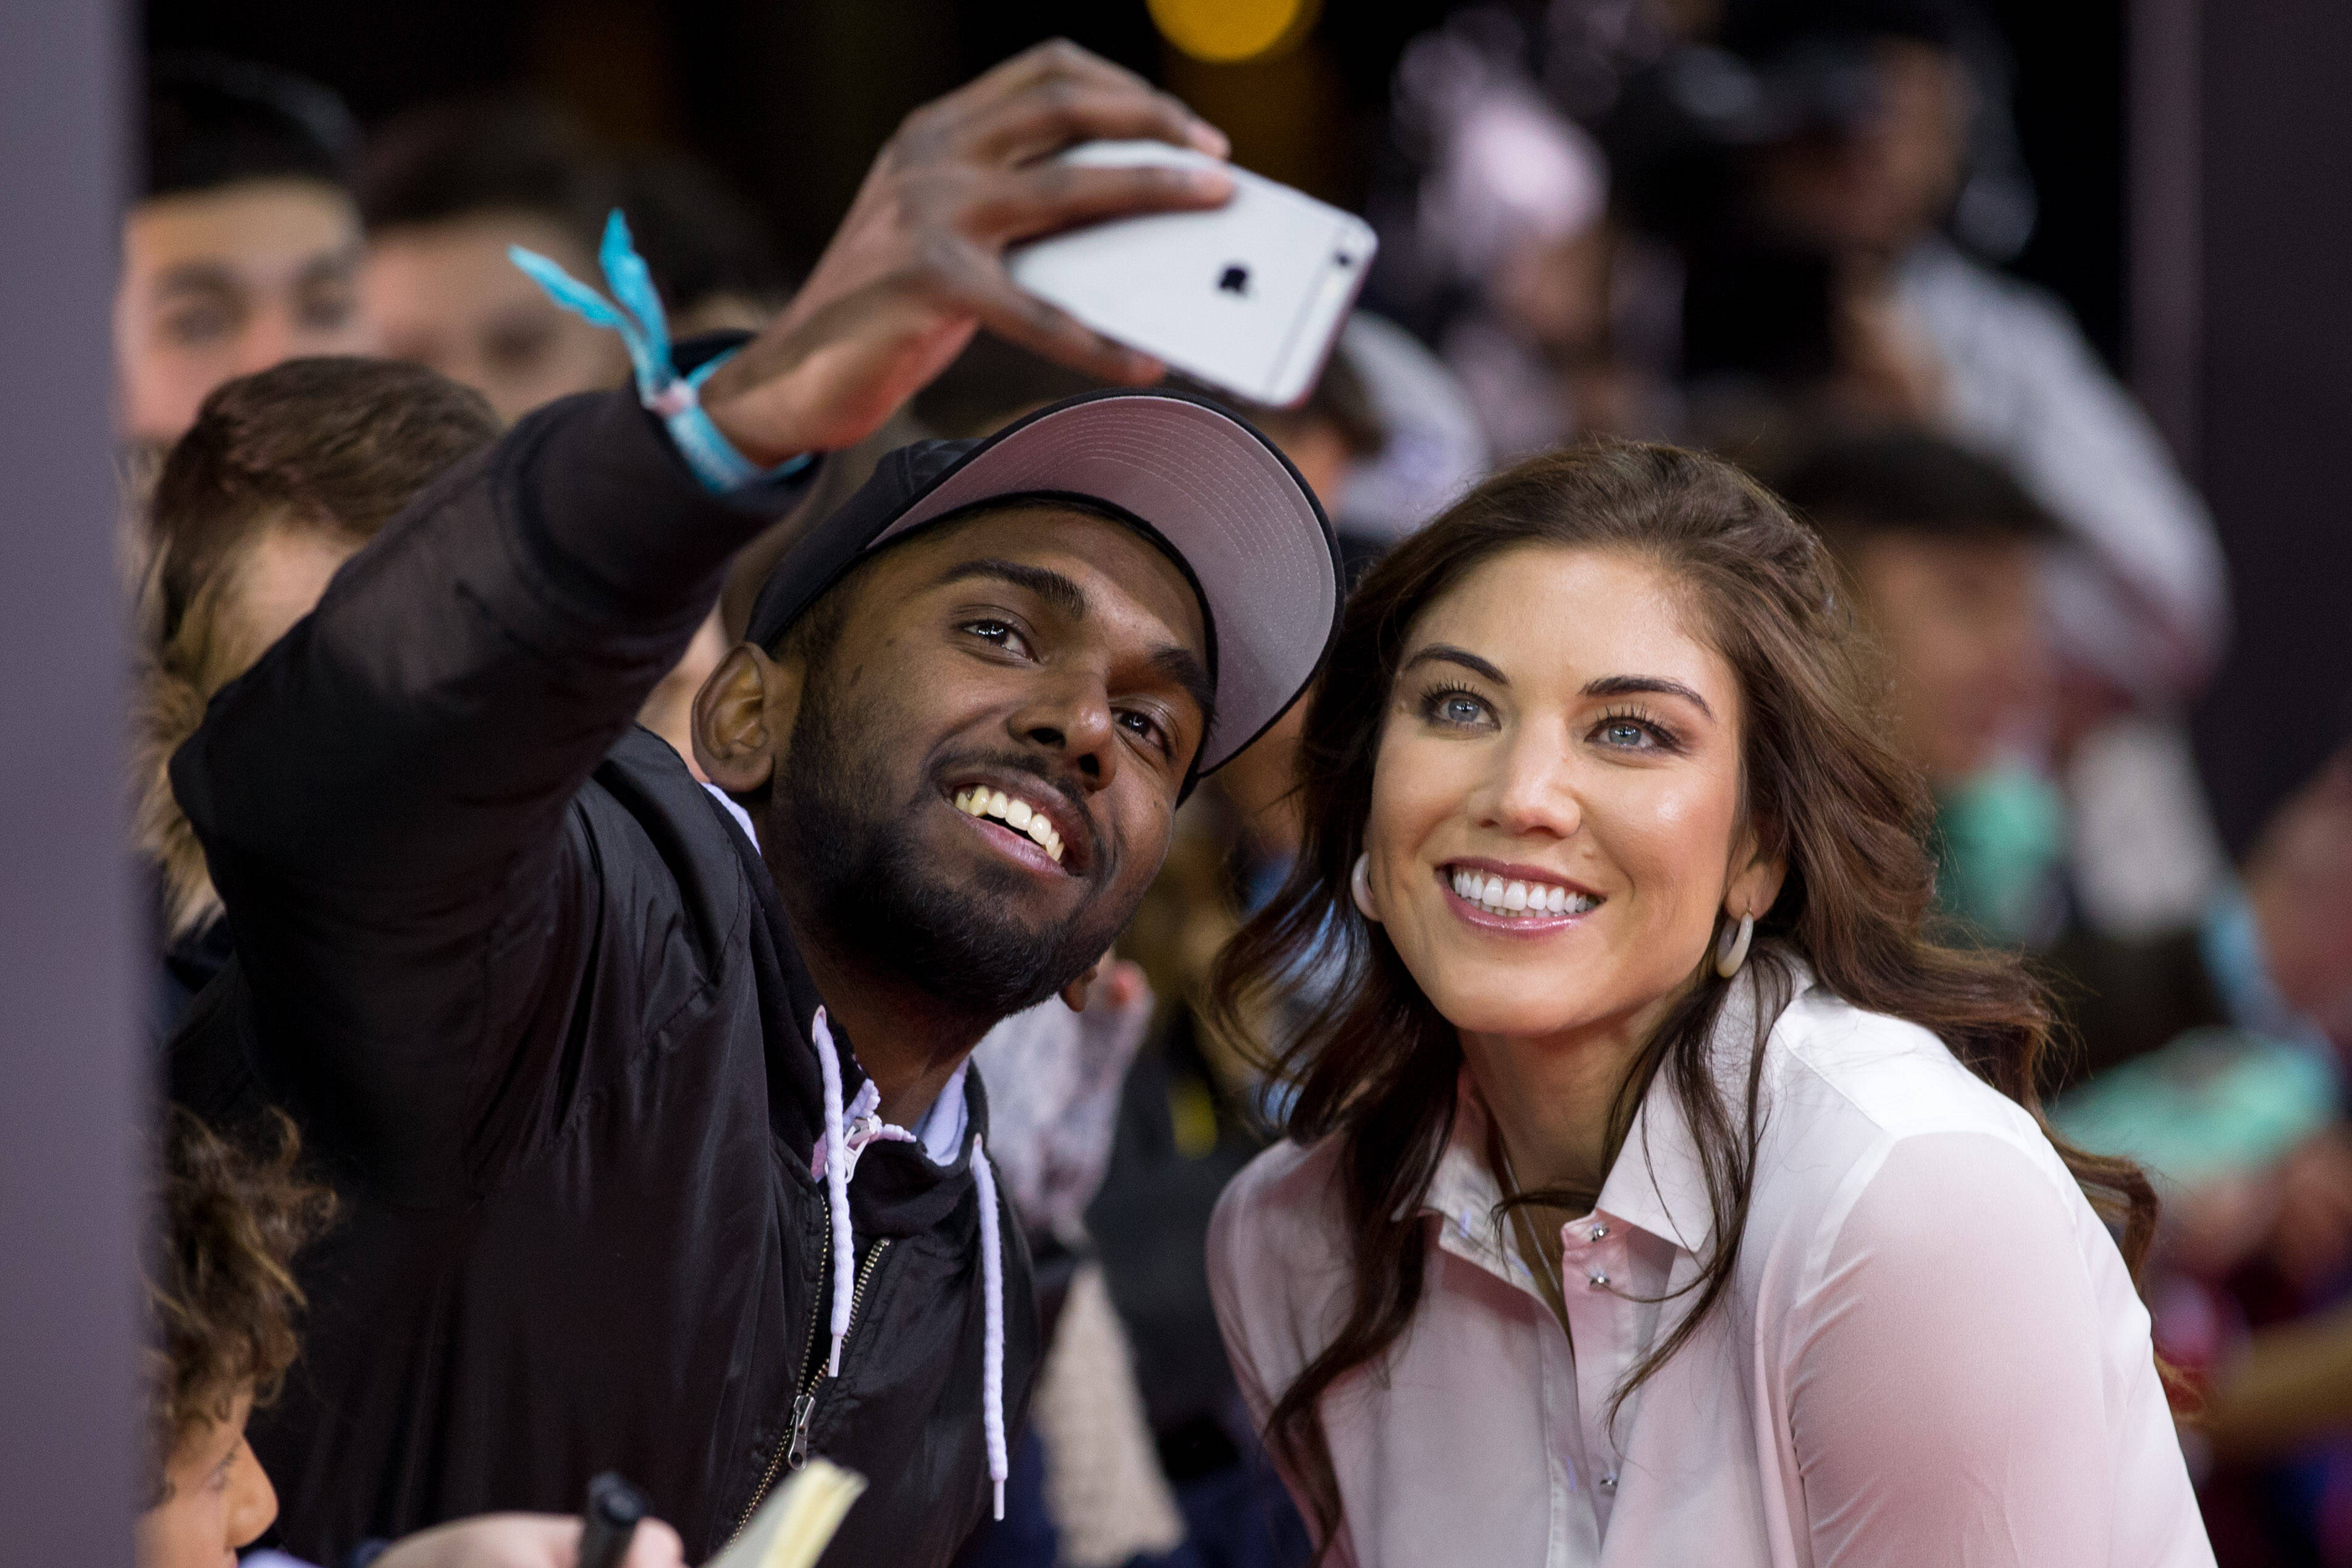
[1787,1131,2120,1566]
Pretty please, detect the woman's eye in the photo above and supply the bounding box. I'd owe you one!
[1424,689,1491,727]
[1595,715,1671,750]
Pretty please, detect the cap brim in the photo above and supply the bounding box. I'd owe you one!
[869,389,1340,774]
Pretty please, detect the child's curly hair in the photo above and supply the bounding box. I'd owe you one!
[148,1107,336,1492]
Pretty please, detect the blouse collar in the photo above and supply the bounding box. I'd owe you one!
[1421,957,1811,1269]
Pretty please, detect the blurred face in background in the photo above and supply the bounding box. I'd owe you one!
[116,178,372,445]
[1849,530,2043,786]
[363,211,630,424]
[1753,40,1970,261]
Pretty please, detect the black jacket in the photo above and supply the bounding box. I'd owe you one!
[166,388,1039,1567]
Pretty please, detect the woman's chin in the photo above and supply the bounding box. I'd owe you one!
[1426,989,1601,1042]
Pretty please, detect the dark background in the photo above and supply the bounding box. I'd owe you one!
[141,0,2135,374]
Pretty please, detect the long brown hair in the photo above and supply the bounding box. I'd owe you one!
[1209,438,2157,1549]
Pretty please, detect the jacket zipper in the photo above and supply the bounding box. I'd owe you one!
[727,1204,892,1545]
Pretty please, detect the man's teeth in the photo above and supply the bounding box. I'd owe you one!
[952,786,1065,864]
[1447,868,1599,918]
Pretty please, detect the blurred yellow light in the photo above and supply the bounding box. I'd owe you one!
[1149,0,1316,64]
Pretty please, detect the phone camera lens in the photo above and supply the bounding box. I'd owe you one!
[1335,252,1354,267]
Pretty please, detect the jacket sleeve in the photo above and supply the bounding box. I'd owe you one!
[170,389,813,1200]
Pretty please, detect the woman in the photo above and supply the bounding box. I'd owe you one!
[1206,442,2210,1565]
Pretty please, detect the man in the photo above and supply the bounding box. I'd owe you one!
[356,99,634,426]
[167,41,1337,1568]
[1779,431,2051,792]
[1779,429,2060,939]
[119,59,376,448]
[1723,0,2226,710]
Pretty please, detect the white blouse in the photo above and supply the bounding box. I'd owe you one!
[1209,967,2214,1567]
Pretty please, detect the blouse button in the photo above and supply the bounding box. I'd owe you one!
[1599,1474,1618,1491]
[1587,1271,1610,1288]
[1589,1223,1610,1241]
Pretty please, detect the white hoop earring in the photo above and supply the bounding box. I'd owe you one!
[1714,912,1754,979]
[1350,853,1380,923]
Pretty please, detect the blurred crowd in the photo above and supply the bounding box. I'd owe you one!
[119,1,2352,1565]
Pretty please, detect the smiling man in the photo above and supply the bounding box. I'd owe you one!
[163,41,1337,1568]
[702,488,1223,1131]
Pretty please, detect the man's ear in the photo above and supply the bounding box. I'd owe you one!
[693,643,797,795]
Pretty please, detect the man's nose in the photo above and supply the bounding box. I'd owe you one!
[1008,672,1119,792]
[235,304,300,377]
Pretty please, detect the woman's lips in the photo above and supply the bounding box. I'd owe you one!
[1436,863,1603,934]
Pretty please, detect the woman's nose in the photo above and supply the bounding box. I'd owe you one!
[223,1438,279,1551]
[1474,731,1582,839]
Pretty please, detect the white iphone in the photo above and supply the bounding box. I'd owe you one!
[1007,140,1379,408]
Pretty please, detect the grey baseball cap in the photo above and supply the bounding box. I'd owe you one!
[744,387,1342,775]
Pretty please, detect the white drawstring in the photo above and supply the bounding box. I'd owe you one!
[808,1006,1007,1517]
[811,1075,920,1187]
[811,1008,859,1378]
[971,1132,1008,1520]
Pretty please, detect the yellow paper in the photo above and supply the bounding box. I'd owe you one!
[703,1459,866,1568]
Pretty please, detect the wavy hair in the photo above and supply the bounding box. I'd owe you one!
[148,1108,336,1493]
[1209,438,2157,1552]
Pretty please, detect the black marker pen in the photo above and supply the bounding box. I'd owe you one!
[577,1472,647,1568]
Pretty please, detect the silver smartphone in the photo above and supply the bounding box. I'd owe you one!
[1007,140,1378,408]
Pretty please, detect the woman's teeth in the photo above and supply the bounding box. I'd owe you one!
[952,786,1065,865]
[1448,868,1598,918]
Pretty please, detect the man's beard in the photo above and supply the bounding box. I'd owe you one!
[771,658,1119,1025]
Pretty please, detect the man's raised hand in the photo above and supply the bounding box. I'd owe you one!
[702,41,1233,464]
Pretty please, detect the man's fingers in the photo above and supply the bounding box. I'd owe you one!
[974,81,1227,164]
[921,41,1227,160]
[957,265,1164,385]
[953,37,1162,115]
[973,159,1233,247]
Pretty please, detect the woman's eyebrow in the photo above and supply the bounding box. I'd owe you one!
[1583,674,1715,720]
[1401,644,1508,684]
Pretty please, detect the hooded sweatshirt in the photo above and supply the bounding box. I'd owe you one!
[164,385,1038,1566]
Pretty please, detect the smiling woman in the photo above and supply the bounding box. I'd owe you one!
[1206,440,2212,1566]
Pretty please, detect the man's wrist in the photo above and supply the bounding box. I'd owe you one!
[665,350,811,494]
[697,346,817,471]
